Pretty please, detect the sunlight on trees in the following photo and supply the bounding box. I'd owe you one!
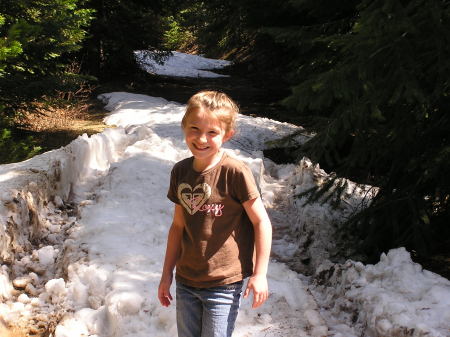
[0,0,94,116]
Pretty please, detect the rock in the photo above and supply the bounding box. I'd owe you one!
[28,272,39,284]
[25,283,39,296]
[13,276,32,289]
[28,264,46,275]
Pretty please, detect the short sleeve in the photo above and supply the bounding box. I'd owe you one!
[167,167,180,204]
[232,163,260,203]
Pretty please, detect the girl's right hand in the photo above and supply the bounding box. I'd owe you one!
[158,275,173,307]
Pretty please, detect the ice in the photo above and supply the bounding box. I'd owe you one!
[106,291,144,316]
[54,318,89,337]
[0,267,12,300]
[37,245,56,265]
[45,278,67,304]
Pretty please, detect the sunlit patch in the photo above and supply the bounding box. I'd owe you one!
[0,171,21,183]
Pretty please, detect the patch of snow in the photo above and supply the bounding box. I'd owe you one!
[135,50,231,78]
[312,248,450,337]
[37,246,57,266]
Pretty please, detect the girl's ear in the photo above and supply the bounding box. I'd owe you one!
[224,129,235,142]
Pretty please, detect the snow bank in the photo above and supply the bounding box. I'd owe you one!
[0,120,155,333]
[135,50,231,78]
[0,124,152,263]
[313,248,450,337]
[274,158,377,274]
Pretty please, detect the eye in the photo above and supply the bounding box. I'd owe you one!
[190,126,199,130]
[208,130,218,135]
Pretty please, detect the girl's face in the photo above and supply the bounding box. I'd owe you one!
[183,110,232,165]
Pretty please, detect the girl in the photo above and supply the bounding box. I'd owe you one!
[158,90,272,337]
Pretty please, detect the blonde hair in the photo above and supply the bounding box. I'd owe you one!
[182,90,239,134]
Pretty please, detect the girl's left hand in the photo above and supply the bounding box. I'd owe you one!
[243,274,268,308]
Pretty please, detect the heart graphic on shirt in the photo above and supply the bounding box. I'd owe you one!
[177,183,212,215]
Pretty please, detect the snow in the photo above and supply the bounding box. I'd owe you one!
[37,246,57,266]
[135,50,231,78]
[0,52,449,337]
[311,248,450,337]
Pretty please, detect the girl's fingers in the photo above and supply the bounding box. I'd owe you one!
[159,293,172,307]
[254,293,263,308]
[158,286,173,306]
[252,291,268,308]
[243,286,250,298]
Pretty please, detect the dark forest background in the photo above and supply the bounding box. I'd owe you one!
[1,0,449,271]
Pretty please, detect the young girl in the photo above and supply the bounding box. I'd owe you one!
[158,90,272,337]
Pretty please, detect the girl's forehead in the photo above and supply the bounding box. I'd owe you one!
[186,110,223,127]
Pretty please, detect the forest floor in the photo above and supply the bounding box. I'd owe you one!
[17,63,296,154]
[17,65,450,282]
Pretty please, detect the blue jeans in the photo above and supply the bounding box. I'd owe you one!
[176,280,244,337]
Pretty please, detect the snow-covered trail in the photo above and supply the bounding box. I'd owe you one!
[49,92,330,336]
[1,52,450,337]
[51,92,450,337]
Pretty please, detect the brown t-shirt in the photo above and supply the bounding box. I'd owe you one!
[167,152,260,288]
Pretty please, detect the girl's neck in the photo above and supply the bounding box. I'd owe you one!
[193,150,224,172]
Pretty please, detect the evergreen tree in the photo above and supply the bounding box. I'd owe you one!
[79,0,171,78]
[0,0,94,116]
[276,0,450,259]
[155,1,241,57]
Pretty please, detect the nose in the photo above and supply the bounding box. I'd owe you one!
[198,133,207,143]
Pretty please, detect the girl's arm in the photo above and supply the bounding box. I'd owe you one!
[158,204,185,307]
[242,196,272,308]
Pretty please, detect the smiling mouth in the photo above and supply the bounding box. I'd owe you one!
[193,144,209,150]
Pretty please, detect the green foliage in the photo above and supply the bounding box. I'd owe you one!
[79,0,170,78]
[0,14,23,75]
[0,127,42,164]
[162,15,194,50]
[0,0,94,116]
[162,1,255,57]
[273,0,450,259]
[0,0,94,76]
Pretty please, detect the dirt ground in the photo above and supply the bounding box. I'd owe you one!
[16,63,295,153]
[16,98,110,152]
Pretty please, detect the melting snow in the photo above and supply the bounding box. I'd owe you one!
[0,52,449,337]
[135,51,231,78]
